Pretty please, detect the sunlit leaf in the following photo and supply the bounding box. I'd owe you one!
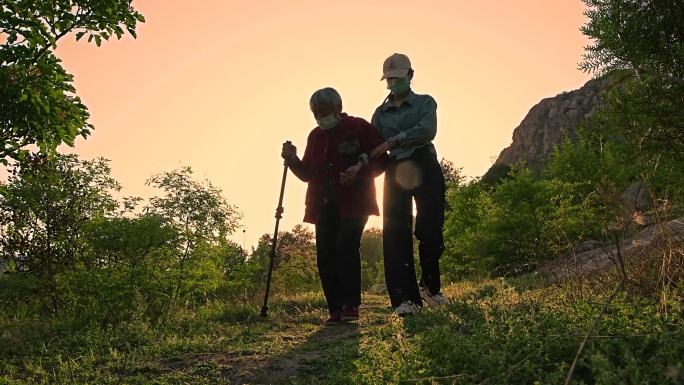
[0,1,145,163]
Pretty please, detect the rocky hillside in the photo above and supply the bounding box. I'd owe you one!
[496,78,607,165]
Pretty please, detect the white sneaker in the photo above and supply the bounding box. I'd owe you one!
[395,300,420,317]
[419,286,450,307]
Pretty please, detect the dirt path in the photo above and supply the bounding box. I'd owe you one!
[154,294,395,384]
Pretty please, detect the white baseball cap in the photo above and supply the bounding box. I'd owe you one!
[381,53,412,80]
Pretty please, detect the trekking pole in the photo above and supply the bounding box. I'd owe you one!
[261,141,291,317]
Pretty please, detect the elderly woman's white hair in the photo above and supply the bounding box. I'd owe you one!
[309,87,342,111]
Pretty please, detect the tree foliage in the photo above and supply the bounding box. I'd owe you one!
[144,167,242,306]
[579,0,684,209]
[580,0,684,163]
[481,162,512,188]
[443,166,605,279]
[0,153,120,315]
[439,158,463,186]
[65,214,178,324]
[0,157,250,323]
[69,167,245,323]
[251,225,318,297]
[580,0,684,82]
[360,226,384,289]
[0,0,145,163]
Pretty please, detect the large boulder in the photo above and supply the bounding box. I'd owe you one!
[538,215,684,283]
[619,181,654,228]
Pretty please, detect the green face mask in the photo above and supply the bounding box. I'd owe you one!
[387,77,410,94]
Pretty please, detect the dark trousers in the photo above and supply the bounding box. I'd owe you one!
[315,202,368,313]
[383,147,445,308]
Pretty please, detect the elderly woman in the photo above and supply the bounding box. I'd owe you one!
[282,87,387,325]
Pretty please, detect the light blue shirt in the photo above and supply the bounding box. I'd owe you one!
[371,90,438,160]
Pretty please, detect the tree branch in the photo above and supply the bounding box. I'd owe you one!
[31,24,75,63]
[636,67,684,85]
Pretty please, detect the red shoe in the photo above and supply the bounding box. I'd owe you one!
[324,311,342,326]
[340,305,359,321]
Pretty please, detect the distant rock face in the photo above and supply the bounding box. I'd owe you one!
[496,79,607,165]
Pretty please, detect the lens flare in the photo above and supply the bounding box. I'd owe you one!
[394,160,423,190]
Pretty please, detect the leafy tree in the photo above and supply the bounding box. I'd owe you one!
[443,166,605,278]
[360,226,384,289]
[63,214,178,324]
[580,0,684,219]
[144,167,242,306]
[223,240,250,276]
[251,225,318,297]
[581,0,684,82]
[545,136,601,189]
[0,0,145,163]
[221,243,263,306]
[494,169,604,273]
[0,153,120,315]
[440,158,464,212]
[580,0,684,171]
[61,166,245,324]
[481,162,512,188]
[590,80,684,200]
[439,158,463,186]
[442,179,492,279]
[488,167,549,272]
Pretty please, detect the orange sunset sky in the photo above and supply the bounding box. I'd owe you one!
[51,0,593,249]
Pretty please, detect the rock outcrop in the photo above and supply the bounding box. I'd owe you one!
[496,79,607,165]
[538,216,684,282]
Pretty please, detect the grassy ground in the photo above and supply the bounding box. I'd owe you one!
[1,276,683,384]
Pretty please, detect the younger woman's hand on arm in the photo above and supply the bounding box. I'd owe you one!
[370,141,390,158]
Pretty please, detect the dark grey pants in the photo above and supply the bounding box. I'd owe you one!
[315,202,368,313]
[383,147,445,308]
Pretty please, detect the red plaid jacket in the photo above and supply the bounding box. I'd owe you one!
[289,113,387,223]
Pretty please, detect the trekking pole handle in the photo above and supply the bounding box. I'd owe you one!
[283,140,292,165]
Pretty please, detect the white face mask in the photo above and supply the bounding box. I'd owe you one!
[317,113,339,131]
